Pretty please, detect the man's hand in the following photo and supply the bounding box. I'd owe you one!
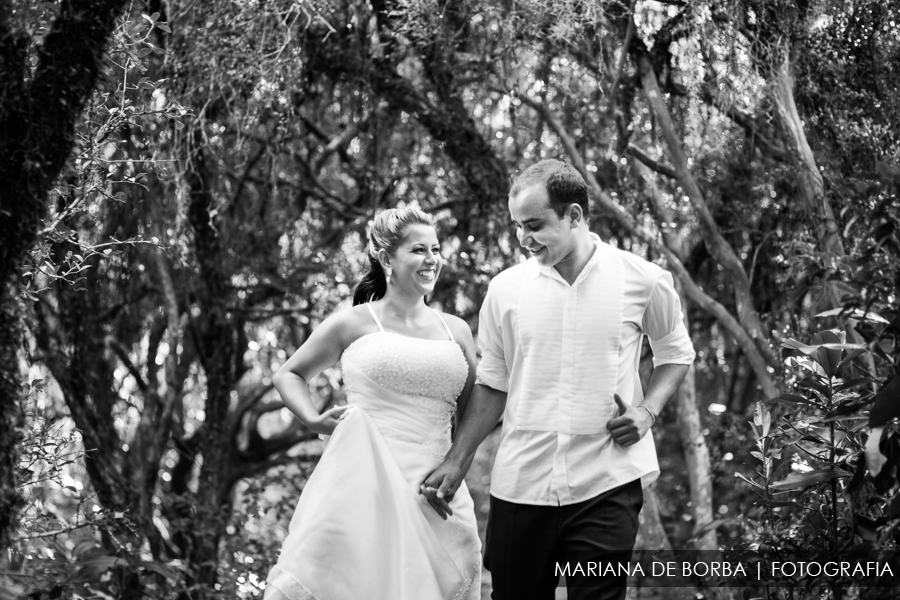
[420,460,465,520]
[606,394,652,446]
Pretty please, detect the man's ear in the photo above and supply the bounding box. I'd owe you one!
[567,204,584,227]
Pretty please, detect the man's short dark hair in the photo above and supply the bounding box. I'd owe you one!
[509,159,590,219]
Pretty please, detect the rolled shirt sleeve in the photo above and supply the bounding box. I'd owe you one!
[474,282,510,393]
[643,271,696,367]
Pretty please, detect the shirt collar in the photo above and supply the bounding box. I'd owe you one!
[528,233,606,283]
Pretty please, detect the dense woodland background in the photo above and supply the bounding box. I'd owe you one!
[1,0,900,598]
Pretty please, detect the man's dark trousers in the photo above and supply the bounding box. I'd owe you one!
[485,478,643,600]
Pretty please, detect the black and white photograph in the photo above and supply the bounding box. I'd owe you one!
[1,1,899,599]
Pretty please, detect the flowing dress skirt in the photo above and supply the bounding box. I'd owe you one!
[265,405,481,600]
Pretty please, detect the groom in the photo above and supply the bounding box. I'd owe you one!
[423,159,694,600]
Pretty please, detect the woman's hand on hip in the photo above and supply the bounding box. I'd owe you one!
[310,404,350,436]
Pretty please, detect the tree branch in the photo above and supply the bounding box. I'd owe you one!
[229,445,322,484]
[630,40,781,375]
[626,144,678,180]
[607,0,636,115]
[229,384,275,442]
[313,120,364,173]
[698,87,787,163]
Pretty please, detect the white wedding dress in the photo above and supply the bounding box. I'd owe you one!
[265,305,482,600]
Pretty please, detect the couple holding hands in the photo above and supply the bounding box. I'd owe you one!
[264,160,695,600]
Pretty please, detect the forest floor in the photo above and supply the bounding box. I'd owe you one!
[464,428,711,600]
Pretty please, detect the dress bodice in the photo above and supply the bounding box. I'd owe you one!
[337,306,469,458]
[341,331,468,424]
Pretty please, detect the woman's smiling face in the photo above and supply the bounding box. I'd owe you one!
[387,223,442,295]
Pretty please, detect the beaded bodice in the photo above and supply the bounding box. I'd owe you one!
[343,332,467,406]
[341,331,468,405]
[339,306,468,434]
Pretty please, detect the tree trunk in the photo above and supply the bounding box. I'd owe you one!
[0,0,129,546]
[0,281,25,548]
[674,361,718,550]
[636,484,673,551]
[770,54,844,260]
[176,133,246,595]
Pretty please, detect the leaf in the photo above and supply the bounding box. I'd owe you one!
[836,377,876,392]
[798,377,830,398]
[870,339,893,363]
[156,22,172,33]
[819,343,867,351]
[768,393,817,406]
[769,468,851,492]
[73,554,125,581]
[141,559,180,579]
[749,422,760,439]
[735,472,764,490]
[810,330,844,378]
[847,453,866,495]
[837,348,869,371]
[781,338,820,354]
[822,413,867,423]
[870,375,900,427]
[815,308,890,324]
[753,402,771,438]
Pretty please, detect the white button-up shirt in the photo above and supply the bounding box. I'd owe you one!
[475,235,695,506]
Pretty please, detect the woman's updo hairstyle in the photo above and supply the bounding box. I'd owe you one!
[352,207,435,305]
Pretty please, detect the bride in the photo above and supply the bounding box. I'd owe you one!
[263,207,482,600]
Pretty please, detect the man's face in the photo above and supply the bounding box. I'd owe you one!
[508,184,575,268]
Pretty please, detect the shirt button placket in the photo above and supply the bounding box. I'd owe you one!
[552,283,576,504]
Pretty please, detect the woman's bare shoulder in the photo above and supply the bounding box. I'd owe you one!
[321,303,381,347]
[441,313,474,345]
[310,304,374,345]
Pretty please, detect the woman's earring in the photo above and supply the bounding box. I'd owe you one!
[385,266,392,282]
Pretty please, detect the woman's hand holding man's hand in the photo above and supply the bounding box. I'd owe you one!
[420,460,464,520]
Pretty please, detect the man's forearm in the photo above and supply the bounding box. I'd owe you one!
[446,383,507,465]
[640,363,690,418]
